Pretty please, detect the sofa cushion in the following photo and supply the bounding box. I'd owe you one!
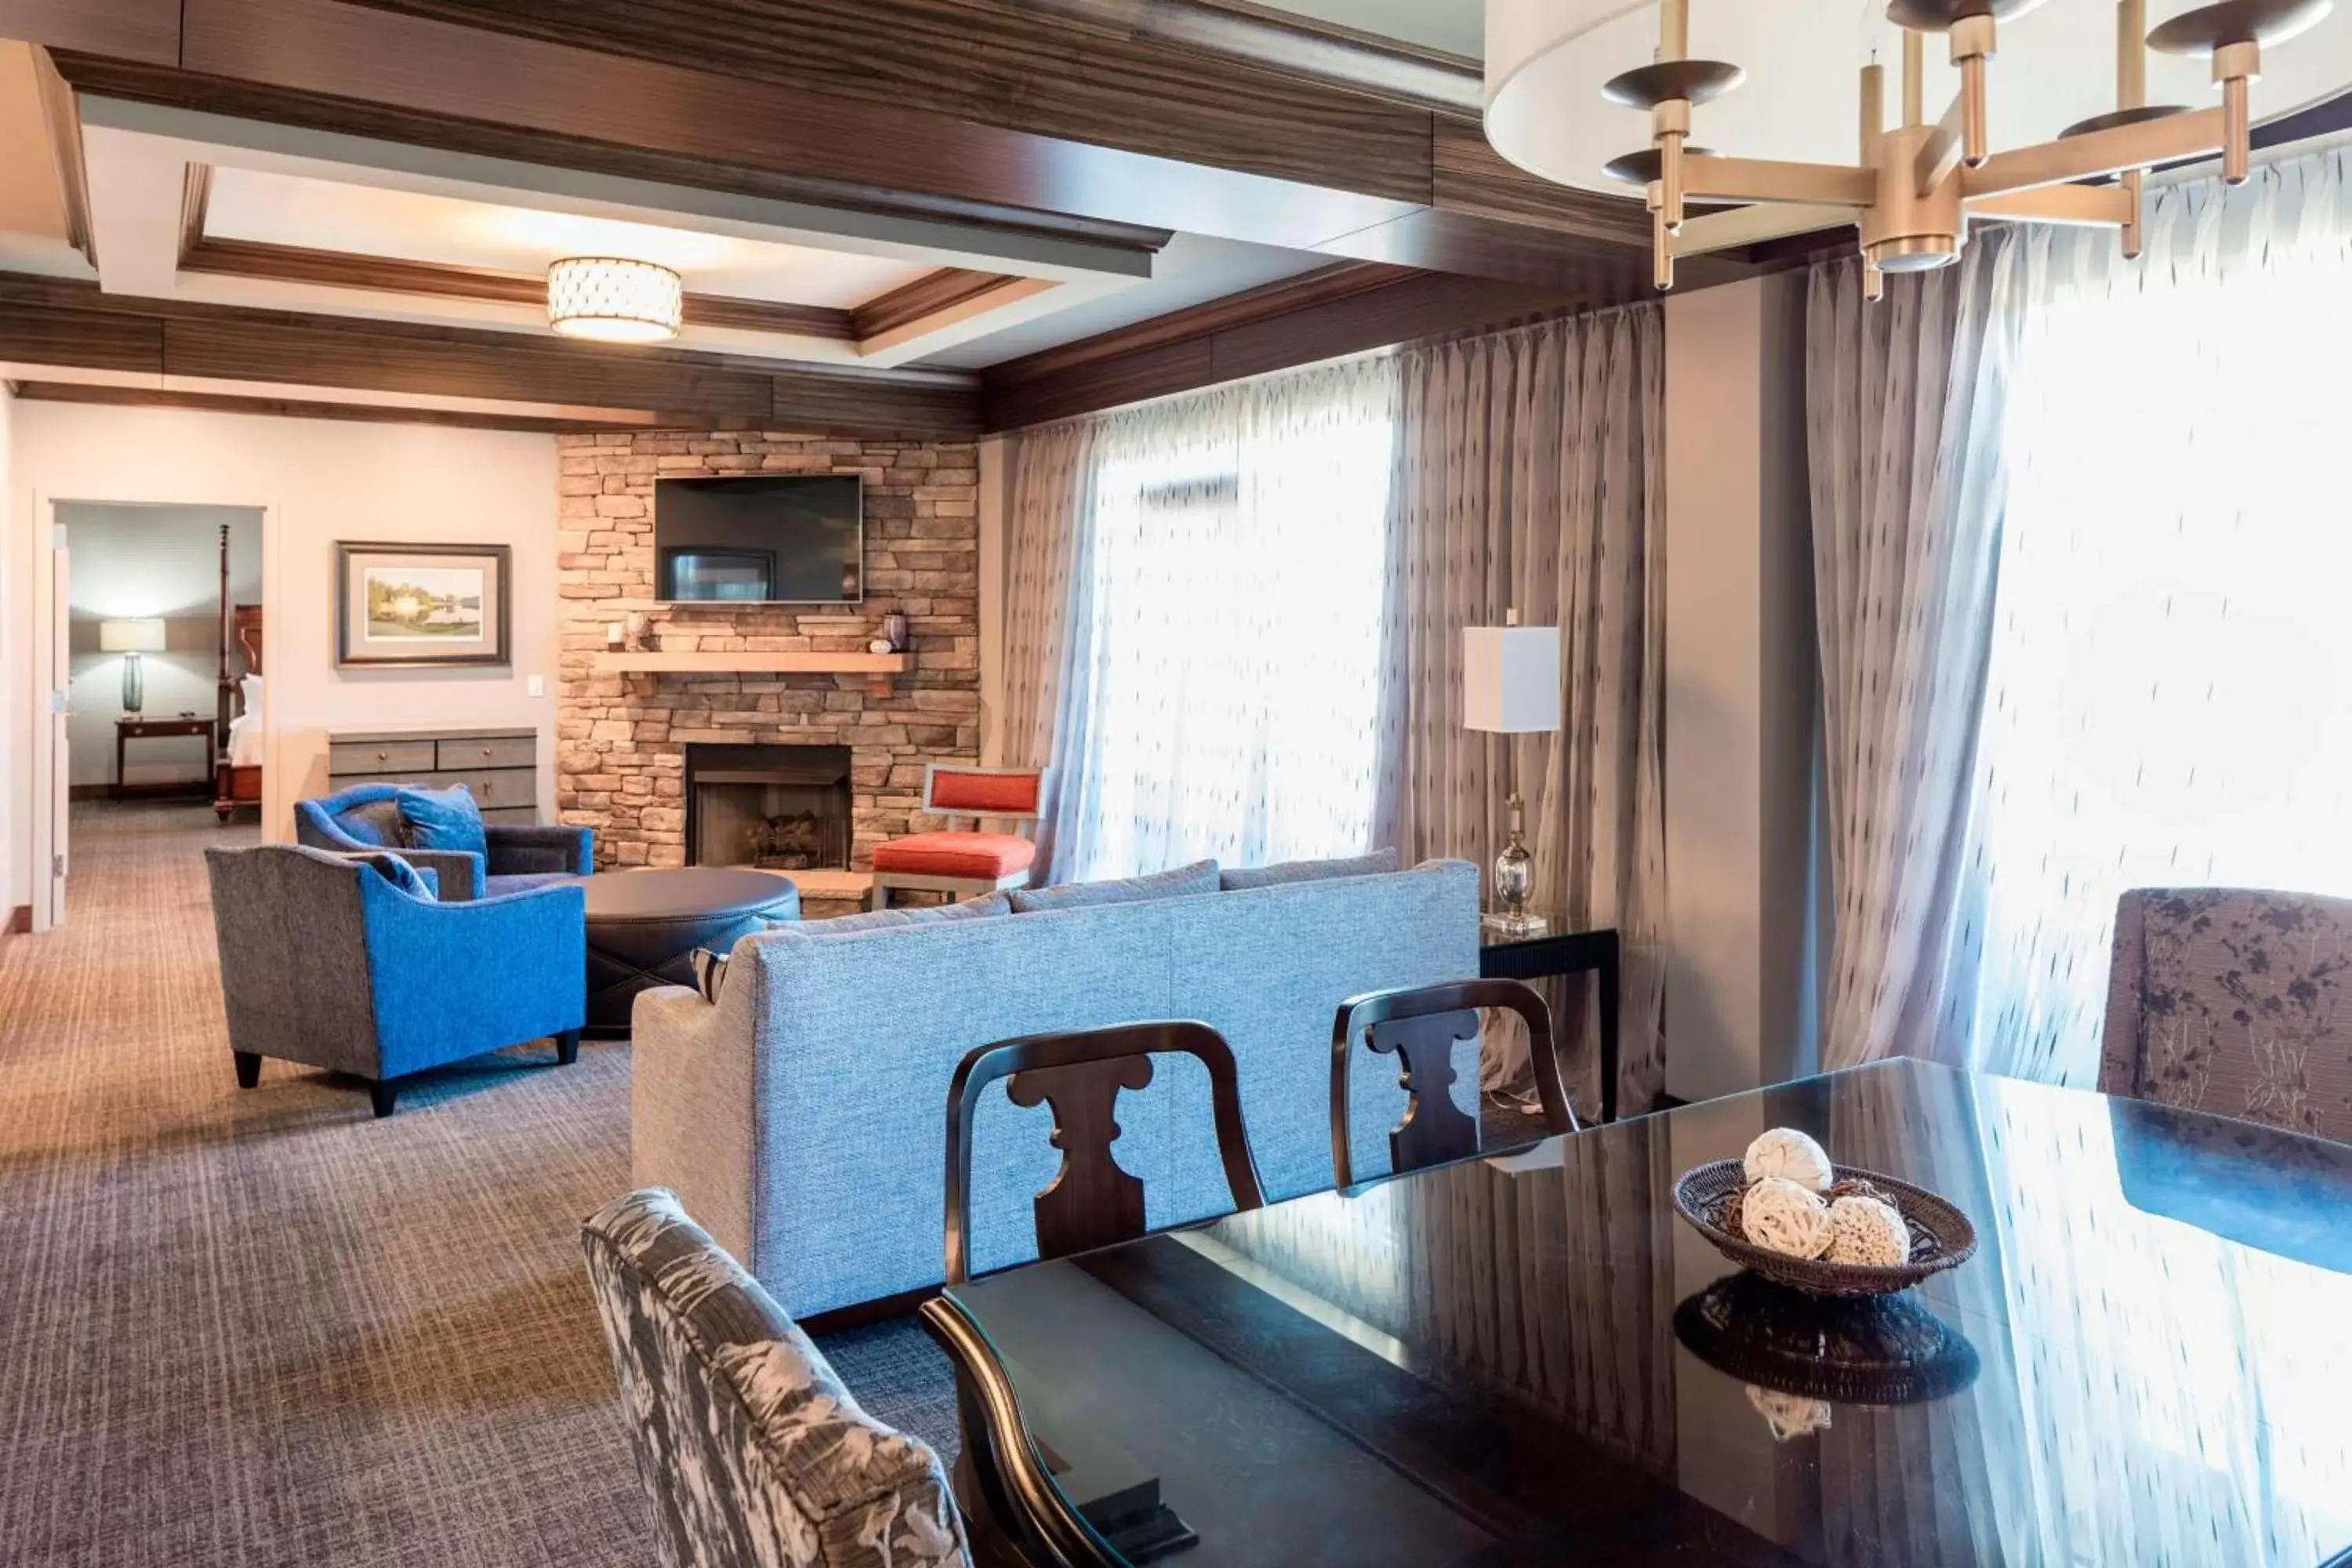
[1220,847,1400,891]
[337,797,412,848]
[397,785,488,858]
[1010,858,1219,914]
[794,895,1011,938]
[871,831,1036,881]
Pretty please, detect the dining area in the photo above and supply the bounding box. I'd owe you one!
[583,918,2352,1568]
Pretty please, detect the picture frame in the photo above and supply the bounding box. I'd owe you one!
[335,542,512,670]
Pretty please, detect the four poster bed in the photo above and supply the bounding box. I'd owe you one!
[212,522,263,821]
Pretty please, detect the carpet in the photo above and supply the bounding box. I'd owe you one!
[0,802,956,1567]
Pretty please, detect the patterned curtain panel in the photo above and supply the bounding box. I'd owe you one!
[1805,228,2027,1075]
[1954,146,2352,1085]
[1388,307,1668,1113]
[1000,357,1402,884]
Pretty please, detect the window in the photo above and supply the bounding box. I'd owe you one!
[1059,358,1399,881]
[1962,167,2352,1082]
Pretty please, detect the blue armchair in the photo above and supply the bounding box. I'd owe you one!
[205,844,586,1117]
[294,782,592,901]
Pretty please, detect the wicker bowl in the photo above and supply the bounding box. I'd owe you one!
[1672,1158,1977,1298]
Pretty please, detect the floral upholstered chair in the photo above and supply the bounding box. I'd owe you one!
[2102,888,2352,1145]
[581,1189,970,1568]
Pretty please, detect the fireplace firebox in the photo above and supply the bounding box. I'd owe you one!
[683,743,853,871]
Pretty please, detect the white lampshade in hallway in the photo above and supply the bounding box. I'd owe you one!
[99,618,166,654]
[1464,622,1562,734]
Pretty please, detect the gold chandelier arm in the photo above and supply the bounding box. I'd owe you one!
[1683,156,1877,207]
[1674,201,1865,257]
[1964,184,2136,227]
[1916,93,1967,198]
[1962,105,2222,198]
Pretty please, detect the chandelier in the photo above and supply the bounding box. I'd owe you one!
[1489,0,2335,297]
[546,256,684,343]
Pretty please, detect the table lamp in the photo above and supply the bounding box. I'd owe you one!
[100,618,167,716]
[1464,610,1561,935]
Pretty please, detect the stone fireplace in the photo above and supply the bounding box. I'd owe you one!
[555,429,982,884]
[684,742,853,871]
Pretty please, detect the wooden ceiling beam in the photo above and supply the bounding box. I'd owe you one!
[8,378,650,433]
[0,274,982,437]
[16,0,1672,287]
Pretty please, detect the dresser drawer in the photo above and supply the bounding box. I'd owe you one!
[420,768,535,811]
[331,740,437,776]
[437,735,535,771]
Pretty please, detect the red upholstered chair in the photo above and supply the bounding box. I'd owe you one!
[868,763,1049,910]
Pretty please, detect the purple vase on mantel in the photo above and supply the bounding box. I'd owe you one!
[882,612,909,652]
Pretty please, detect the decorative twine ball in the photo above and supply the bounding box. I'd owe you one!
[1743,1127,1834,1194]
[1748,1384,1833,1443]
[1824,1194,1911,1267]
[1740,1176,1833,1260]
[1825,1176,1889,1206]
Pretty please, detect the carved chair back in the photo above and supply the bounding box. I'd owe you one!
[1330,978,1578,1189]
[944,1021,1265,1284]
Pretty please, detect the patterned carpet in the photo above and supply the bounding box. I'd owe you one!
[0,803,953,1567]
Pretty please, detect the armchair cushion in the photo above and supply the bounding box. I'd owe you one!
[339,797,412,848]
[397,785,489,859]
[869,831,1033,881]
[357,852,437,900]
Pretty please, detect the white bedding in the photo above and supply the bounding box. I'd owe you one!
[226,713,264,768]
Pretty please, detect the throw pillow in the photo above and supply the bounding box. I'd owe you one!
[358,852,436,900]
[1221,848,1401,891]
[396,785,488,859]
[691,948,728,1004]
[1010,858,1220,914]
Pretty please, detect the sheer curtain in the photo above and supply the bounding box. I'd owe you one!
[1806,229,2027,1073]
[1955,146,2352,1084]
[1004,356,1400,883]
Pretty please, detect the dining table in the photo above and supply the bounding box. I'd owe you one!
[922,1057,2352,1568]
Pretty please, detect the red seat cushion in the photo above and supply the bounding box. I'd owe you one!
[870,831,1036,881]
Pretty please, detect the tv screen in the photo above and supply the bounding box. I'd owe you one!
[654,475,863,604]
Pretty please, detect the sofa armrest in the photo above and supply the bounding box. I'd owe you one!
[487,822,594,877]
[632,975,760,1273]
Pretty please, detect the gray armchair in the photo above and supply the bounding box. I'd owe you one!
[580,1188,969,1568]
[205,844,586,1117]
[2102,887,2352,1145]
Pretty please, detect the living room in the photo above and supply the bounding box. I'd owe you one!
[4,3,2352,1566]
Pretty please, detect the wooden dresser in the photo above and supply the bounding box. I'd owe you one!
[324,726,542,824]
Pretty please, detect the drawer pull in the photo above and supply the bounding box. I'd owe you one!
[376,750,388,760]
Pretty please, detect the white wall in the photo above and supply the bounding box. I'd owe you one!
[60,504,261,789]
[7,403,559,900]
[1662,272,1822,1100]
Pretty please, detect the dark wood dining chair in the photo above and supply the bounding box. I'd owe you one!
[1330,978,1579,1189]
[943,1020,1267,1285]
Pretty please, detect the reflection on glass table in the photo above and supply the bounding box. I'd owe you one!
[927,1058,2352,1567]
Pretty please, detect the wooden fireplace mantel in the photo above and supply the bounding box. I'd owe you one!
[593,649,910,696]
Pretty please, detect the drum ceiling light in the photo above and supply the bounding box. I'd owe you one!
[546,256,684,343]
[1486,0,2336,298]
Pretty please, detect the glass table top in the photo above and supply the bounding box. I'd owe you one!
[943,1058,2352,1568]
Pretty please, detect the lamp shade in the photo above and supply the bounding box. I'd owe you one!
[546,256,684,343]
[1463,623,1562,734]
[99,617,166,654]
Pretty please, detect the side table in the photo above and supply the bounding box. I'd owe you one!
[1477,918,1621,1124]
[114,716,216,800]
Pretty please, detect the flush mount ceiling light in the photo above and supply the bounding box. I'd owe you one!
[546,256,684,343]
[1488,0,2339,297]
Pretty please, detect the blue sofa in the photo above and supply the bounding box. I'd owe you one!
[205,844,588,1117]
[295,782,592,901]
[630,857,1481,1319]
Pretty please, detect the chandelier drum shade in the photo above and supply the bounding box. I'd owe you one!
[1486,0,2347,296]
[546,257,684,343]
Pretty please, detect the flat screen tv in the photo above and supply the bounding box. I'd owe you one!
[653,474,863,604]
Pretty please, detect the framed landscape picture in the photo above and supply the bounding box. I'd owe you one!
[335,543,512,669]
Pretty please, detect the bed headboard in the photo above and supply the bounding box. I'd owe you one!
[215,521,264,741]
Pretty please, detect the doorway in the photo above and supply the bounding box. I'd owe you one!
[38,503,264,927]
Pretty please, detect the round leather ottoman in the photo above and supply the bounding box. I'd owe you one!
[577,868,800,1037]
